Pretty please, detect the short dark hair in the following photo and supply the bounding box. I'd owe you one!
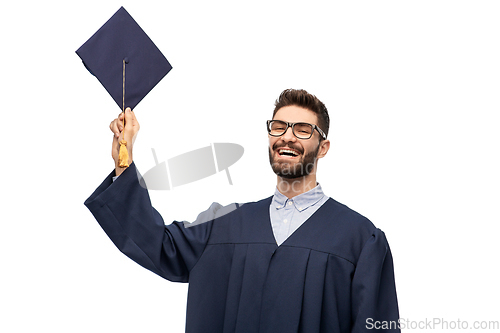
[273,89,330,139]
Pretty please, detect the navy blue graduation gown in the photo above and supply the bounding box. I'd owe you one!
[85,163,400,333]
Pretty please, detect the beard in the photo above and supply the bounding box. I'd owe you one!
[268,142,320,179]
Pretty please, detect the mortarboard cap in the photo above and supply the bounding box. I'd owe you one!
[76,7,172,110]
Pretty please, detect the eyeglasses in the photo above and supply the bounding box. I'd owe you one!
[267,120,327,140]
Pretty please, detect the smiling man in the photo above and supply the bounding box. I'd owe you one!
[268,91,330,198]
[85,89,400,332]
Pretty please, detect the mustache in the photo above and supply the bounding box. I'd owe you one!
[272,142,304,154]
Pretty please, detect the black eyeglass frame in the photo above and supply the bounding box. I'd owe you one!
[267,120,327,140]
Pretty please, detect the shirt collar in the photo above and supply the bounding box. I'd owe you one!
[271,183,326,212]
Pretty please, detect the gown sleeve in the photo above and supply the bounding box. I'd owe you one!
[84,163,217,282]
[351,228,400,333]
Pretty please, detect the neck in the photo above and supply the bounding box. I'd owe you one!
[276,173,317,199]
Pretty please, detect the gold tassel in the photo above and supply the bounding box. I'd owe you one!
[118,139,129,167]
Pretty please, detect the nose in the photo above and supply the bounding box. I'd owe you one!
[281,126,297,142]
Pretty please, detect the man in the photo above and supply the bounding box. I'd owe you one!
[85,89,400,332]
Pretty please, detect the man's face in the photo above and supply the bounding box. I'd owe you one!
[268,105,326,179]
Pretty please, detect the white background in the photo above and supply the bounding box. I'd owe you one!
[1,0,499,332]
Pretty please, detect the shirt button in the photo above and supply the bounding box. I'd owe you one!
[288,201,293,206]
[283,219,288,224]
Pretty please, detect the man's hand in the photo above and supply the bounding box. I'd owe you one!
[110,107,140,176]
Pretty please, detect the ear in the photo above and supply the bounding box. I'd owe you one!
[316,139,330,159]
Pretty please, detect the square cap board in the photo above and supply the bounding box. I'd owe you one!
[76,7,172,110]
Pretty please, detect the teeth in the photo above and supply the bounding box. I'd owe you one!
[278,149,298,156]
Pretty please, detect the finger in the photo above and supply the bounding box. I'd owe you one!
[118,112,125,129]
[124,107,133,126]
[113,127,124,145]
[110,119,122,138]
[128,108,140,128]
[117,119,124,132]
[110,120,118,137]
[124,108,138,134]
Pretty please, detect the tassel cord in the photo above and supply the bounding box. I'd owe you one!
[118,59,129,168]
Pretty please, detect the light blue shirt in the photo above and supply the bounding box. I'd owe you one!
[270,184,329,246]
